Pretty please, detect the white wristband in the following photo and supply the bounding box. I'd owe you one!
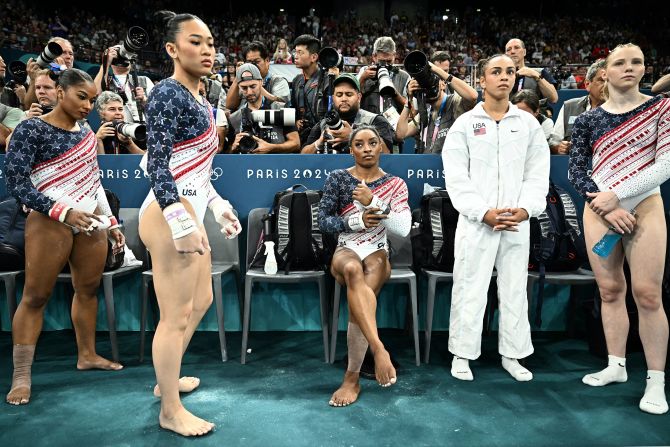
[365,195,390,214]
[163,203,197,240]
[347,212,366,231]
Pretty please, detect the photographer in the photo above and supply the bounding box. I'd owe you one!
[94,45,154,123]
[229,64,299,154]
[291,34,328,145]
[357,37,410,116]
[225,41,290,112]
[396,60,477,154]
[505,38,558,104]
[0,55,25,109]
[23,38,75,109]
[302,73,394,154]
[94,91,145,155]
[22,69,58,119]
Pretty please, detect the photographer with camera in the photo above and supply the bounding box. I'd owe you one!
[357,37,410,118]
[302,73,394,154]
[22,69,58,119]
[229,64,299,154]
[22,38,75,109]
[396,52,477,154]
[225,41,290,112]
[291,34,329,146]
[505,38,558,104]
[95,91,145,155]
[0,55,26,109]
[94,27,152,123]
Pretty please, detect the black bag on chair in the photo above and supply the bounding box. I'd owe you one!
[0,197,28,271]
[250,184,334,273]
[411,189,459,272]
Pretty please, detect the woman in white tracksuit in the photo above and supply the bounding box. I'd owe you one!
[442,54,550,381]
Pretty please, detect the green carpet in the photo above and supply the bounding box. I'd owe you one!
[0,331,668,446]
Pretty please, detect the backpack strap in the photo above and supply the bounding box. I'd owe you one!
[534,263,546,327]
[556,186,587,259]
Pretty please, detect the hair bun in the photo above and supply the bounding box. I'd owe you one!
[154,10,177,27]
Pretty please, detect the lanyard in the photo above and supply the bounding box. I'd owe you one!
[422,95,448,147]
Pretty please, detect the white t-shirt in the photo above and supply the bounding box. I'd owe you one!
[110,74,154,122]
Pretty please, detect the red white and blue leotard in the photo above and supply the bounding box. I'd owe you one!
[5,118,114,221]
[140,78,222,223]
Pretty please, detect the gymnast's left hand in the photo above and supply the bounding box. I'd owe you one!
[218,208,242,239]
[586,191,620,215]
[109,228,125,254]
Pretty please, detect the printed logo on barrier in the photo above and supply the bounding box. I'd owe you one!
[210,167,223,181]
[245,168,332,180]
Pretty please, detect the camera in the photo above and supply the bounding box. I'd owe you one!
[403,50,440,100]
[318,47,342,70]
[237,108,297,153]
[113,120,146,140]
[8,61,27,85]
[111,26,149,66]
[373,63,398,96]
[40,105,54,115]
[36,42,63,69]
[324,109,343,131]
[317,110,345,154]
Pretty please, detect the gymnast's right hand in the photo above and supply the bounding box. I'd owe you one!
[163,203,210,255]
[64,209,101,232]
[173,228,210,255]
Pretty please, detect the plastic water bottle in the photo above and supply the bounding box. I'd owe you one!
[264,241,278,274]
[592,228,622,257]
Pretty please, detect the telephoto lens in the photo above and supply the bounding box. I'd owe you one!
[318,47,342,70]
[113,120,147,141]
[36,42,63,69]
[325,110,343,131]
[250,108,296,127]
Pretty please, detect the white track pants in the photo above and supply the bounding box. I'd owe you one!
[448,216,534,360]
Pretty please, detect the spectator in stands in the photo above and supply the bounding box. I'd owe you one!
[505,38,559,104]
[319,124,411,405]
[511,89,554,141]
[291,34,327,145]
[396,61,477,154]
[273,38,293,64]
[301,73,394,154]
[549,60,606,154]
[225,41,290,112]
[357,37,409,116]
[94,45,154,123]
[229,64,299,154]
[94,91,144,155]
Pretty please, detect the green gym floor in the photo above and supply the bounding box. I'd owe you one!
[0,330,668,446]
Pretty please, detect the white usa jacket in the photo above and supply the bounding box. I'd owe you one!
[441,102,550,223]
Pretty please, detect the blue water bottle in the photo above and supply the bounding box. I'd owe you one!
[591,228,622,257]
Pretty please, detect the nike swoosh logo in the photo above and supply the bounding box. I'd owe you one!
[511,130,519,132]
[619,363,626,367]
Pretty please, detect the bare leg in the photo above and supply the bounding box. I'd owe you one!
[68,228,123,371]
[6,212,72,405]
[622,196,668,414]
[582,206,630,386]
[154,235,212,397]
[140,200,214,436]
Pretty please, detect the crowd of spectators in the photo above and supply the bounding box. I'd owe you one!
[1,1,668,82]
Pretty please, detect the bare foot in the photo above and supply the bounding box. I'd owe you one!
[6,386,30,406]
[154,377,201,398]
[329,371,361,407]
[373,348,397,387]
[76,354,123,371]
[159,406,215,437]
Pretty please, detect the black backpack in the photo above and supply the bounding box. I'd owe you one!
[103,189,124,271]
[528,181,587,326]
[411,189,460,272]
[0,197,28,271]
[251,184,333,273]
